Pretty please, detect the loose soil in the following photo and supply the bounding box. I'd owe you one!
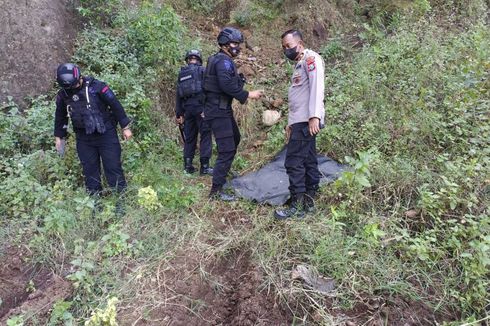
[326,296,453,325]
[148,249,291,326]
[119,205,292,325]
[0,246,72,324]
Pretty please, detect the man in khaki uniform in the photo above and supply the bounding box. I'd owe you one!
[275,29,325,219]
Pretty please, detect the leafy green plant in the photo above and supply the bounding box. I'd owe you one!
[334,150,376,194]
[137,186,161,212]
[126,2,184,67]
[85,297,119,326]
[67,240,97,298]
[186,0,223,14]
[48,300,74,326]
[6,315,24,326]
[320,39,345,61]
[158,179,199,210]
[75,0,123,26]
[101,224,136,257]
[232,0,281,27]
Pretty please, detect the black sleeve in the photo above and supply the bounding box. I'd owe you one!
[215,58,249,104]
[54,93,69,138]
[175,82,184,118]
[97,82,131,129]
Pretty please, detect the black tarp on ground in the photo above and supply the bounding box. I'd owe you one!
[230,149,346,206]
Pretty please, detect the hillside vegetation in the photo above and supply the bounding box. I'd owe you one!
[0,0,488,324]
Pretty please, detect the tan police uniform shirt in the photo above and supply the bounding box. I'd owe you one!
[287,48,325,126]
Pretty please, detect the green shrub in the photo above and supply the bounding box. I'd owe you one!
[125,2,184,68]
[319,18,489,316]
[186,0,223,14]
[72,29,157,135]
[232,0,281,27]
[75,0,124,26]
[0,97,54,155]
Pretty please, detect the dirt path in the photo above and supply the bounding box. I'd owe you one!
[117,203,292,325]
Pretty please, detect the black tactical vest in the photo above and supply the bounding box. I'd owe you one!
[62,79,106,134]
[203,53,224,94]
[177,64,204,99]
[203,53,246,111]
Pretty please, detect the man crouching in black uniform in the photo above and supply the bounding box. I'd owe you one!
[203,27,264,201]
[54,63,132,215]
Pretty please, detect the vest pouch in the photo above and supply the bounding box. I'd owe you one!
[83,110,97,134]
[207,94,230,110]
[68,104,86,129]
[92,108,106,134]
[83,108,106,135]
[219,96,229,110]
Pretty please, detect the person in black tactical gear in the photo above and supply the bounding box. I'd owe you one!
[54,63,132,214]
[203,27,264,201]
[175,49,213,175]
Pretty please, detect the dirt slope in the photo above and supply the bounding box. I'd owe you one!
[0,0,78,108]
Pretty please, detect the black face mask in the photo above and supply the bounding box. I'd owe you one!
[229,44,241,57]
[284,46,299,61]
[62,82,82,95]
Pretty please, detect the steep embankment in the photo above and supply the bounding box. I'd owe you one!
[0,0,78,108]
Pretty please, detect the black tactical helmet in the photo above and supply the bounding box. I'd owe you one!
[217,27,244,46]
[185,49,202,63]
[56,63,81,89]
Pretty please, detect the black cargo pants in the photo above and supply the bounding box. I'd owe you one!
[284,122,320,196]
[209,117,240,190]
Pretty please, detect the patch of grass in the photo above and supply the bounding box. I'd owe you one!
[231,0,282,27]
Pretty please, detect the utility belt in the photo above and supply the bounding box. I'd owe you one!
[181,92,205,103]
[73,119,115,134]
[205,92,231,110]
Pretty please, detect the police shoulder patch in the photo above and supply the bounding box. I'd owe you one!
[223,59,234,72]
[101,85,115,99]
[306,56,316,72]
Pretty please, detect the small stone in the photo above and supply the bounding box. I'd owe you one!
[404,209,418,218]
[262,110,281,126]
[253,140,264,147]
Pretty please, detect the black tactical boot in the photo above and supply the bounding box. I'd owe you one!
[200,160,214,175]
[274,193,306,220]
[184,157,196,174]
[209,185,236,201]
[305,190,317,213]
[200,164,214,175]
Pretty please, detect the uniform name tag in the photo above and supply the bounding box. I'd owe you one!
[180,75,192,81]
